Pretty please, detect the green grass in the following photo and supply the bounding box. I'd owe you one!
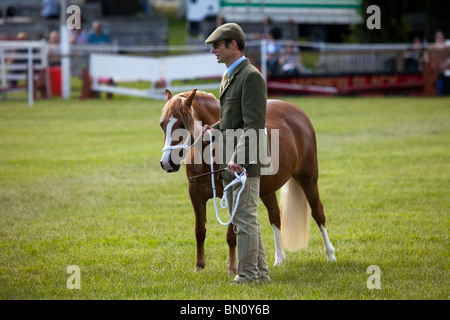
[0,95,449,300]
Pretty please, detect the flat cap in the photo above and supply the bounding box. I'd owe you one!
[205,23,245,44]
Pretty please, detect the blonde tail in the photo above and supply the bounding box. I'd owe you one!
[280,177,310,251]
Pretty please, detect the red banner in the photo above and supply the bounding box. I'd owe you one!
[268,73,424,96]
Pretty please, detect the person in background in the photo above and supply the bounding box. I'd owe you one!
[425,30,450,95]
[259,17,275,39]
[41,0,59,20]
[87,20,111,44]
[264,30,282,76]
[278,41,305,76]
[86,20,113,97]
[250,17,280,41]
[9,32,29,86]
[47,30,60,66]
[69,28,88,45]
[403,36,424,73]
[138,0,153,16]
[206,15,226,39]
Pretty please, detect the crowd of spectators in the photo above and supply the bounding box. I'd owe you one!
[3,6,449,96]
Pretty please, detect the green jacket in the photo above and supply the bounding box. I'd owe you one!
[211,58,269,179]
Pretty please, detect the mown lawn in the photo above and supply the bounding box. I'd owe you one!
[0,94,448,300]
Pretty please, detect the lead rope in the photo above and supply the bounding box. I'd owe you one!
[208,130,247,226]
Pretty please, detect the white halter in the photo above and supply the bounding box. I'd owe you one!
[162,116,202,153]
[161,118,247,226]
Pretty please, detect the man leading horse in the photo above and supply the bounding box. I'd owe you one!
[201,23,271,284]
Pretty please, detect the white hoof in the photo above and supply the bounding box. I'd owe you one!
[327,254,337,262]
[325,246,337,262]
[273,255,286,266]
[272,224,285,266]
[320,224,336,262]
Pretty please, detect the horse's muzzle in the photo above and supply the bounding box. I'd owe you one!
[160,158,180,173]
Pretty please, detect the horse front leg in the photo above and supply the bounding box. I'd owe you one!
[226,224,237,275]
[194,212,206,272]
[190,191,207,272]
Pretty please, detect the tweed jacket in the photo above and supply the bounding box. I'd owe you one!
[211,58,269,178]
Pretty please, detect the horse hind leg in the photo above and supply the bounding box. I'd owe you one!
[295,174,336,262]
[320,224,336,262]
[261,193,286,266]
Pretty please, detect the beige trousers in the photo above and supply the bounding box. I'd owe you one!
[224,176,270,281]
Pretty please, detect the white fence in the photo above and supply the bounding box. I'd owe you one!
[0,40,48,105]
[89,52,225,99]
[315,42,413,74]
[0,39,430,105]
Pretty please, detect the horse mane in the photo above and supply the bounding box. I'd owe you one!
[160,90,217,136]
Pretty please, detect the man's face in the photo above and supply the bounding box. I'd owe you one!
[210,40,232,65]
[93,22,102,35]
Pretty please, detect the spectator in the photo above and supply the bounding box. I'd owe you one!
[41,0,59,20]
[69,28,88,45]
[264,31,282,75]
[87,21,111,44]
[403,36,424,73]
[216,15,226,27]
[261,17,275,39]
[138,0,153,16]
[425,30,450,95]
[47,30,60,66]
[209,15,226,35]
[250,17,280,40]
[16,31,27,41]
[86,21,113,98]
[9,32,29,86]
[278,41,305,76]
[205,15,227,41]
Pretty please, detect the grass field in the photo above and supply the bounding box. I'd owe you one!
[0,94,448,300]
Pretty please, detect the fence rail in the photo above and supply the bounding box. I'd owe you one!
[0,39,434,104]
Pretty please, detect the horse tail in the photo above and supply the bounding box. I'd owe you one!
[280,177,310,251]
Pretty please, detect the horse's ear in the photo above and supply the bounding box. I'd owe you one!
[184,88,197,108]
[165,89,173,101]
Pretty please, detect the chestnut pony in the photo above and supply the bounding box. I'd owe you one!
[160,89,336,274]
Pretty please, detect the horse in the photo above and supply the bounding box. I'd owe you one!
[159,88,336,274]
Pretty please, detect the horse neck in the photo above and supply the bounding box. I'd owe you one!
[192,95,220,126]
[187,94,220,174]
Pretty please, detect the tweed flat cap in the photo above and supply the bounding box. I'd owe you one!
[205,23,245,44]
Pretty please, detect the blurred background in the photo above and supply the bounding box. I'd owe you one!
[1,0,449,102]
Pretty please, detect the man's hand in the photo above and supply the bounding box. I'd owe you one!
[227,161,243,175]
[201,124,212,137]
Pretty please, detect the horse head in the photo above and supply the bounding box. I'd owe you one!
[160,88,198,173]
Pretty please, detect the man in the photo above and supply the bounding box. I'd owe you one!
[87,21,111,44]
[202,23,270,284]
